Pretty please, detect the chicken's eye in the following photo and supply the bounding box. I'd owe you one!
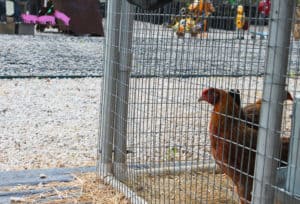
[208,92,220,105]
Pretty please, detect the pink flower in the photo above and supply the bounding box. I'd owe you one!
[54,10,70,26]
[37,15,56,26]
[21,14,38,24]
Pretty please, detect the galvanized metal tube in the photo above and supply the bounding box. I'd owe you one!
[286,96,300,196]
[98,0,121,178]
[113,0,134,182]
[252,0,296,203]
[130,163,219,176]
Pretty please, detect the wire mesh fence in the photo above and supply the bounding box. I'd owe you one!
[99,0,300,203]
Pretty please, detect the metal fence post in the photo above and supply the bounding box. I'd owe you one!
[98,0,121,178]
[286,96,300,195]
[113,0,134,181]
[252,0,296,203]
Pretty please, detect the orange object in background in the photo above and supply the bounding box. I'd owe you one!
[188,1,203,13]
[187,0,215,32]
[188,0,215,16]
[178,24,185,33]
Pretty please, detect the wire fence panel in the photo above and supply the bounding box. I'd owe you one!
[99,0,300,203]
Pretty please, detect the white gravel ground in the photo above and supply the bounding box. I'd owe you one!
[0,78,101,171]
[0,76,295,171]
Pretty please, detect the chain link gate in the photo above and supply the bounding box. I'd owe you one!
[98,0,300,203]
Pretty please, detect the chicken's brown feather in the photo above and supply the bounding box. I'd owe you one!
[206,89,257,203]
[242,91,293,128]
[201,88,290,204]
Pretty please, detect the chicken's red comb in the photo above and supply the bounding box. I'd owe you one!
[202,87,215,94]
[201,88,210,95]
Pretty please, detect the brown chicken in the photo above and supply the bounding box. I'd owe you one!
[242,91,293,127]
[199,88,290,204]
[229,89,291,166]
[229,89,241,107]
[229,89,293,129]
[199,87,257,204]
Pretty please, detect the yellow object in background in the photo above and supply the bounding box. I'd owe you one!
[185,17,195,31]
[236,5,245,29]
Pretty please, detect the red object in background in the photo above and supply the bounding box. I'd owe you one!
[258,0,271,16]
[243,20,249,30]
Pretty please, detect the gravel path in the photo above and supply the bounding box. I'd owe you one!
[1,23,300,78]
[0,32,104,77]
[0,78,101,171]
[1,23,299,78]
[1,22,300,78]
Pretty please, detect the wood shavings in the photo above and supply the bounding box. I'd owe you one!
[2,172,129,204]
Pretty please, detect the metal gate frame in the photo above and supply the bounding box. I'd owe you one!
[98,0,299,203]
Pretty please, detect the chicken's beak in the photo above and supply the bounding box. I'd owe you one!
[198,96,205,103]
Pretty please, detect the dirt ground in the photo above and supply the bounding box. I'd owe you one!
[128,170,239,204]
